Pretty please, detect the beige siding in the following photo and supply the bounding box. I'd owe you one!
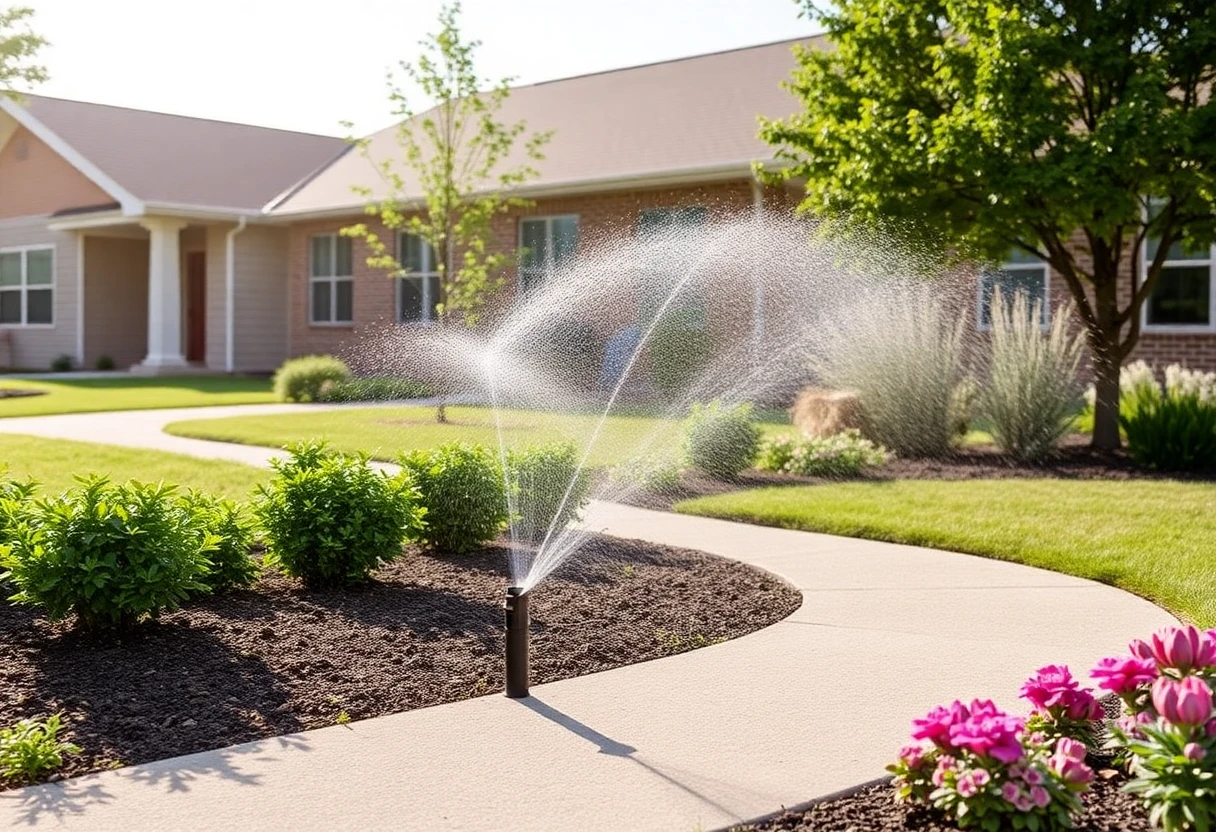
[82,236,148,369]
[0,126,113,220]
[233,225,289,372]
[0,216,79,370]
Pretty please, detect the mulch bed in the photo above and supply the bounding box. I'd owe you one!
[0,534,799,790]
[738,771,1150,831]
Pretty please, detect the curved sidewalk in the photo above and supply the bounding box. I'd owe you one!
[0,406,1179,831]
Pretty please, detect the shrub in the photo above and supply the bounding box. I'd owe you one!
[606,456,684,493]
[506,443,590,544]
[981,292,1086,462]
[756,430,889,477]
[1120,384,1216,471]
[0,714,81,785]
[184,493,259,593]
[4,477,212,631]
[94,354,115,371]
[398,443,507,553]
[810,287,965,458]
[314,377,434,403]
[682,400,761,479]
[255,442,424,586]
[272,355,350,403]
[649,312,712,397]
[49,354,73,373]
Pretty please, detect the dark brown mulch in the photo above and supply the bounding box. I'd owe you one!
[0,534,799,790]
[738,772,1150,832]
[0,388,46,400]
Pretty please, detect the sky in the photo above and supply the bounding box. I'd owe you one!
[19,0,818,136]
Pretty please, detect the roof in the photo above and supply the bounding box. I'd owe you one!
[271,35,821,216]
[16,95,348,212]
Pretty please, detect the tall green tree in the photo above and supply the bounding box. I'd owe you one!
[0,5,47,96]
[762,1,1216,450]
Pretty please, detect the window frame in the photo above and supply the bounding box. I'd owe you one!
[308,233,353,326]
[1140,206,1215,333]
[517,214,580,293]
[396,232,441,326]
[975,254,1052,333]
[0,244,55,329]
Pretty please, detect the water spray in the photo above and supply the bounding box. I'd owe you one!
[504,586,530,698]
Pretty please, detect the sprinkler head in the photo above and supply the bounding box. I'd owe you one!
[504,586,530,699]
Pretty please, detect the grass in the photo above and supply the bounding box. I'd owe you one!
[166,405,797,469]
[0,435,268,499]
[675,479,1216,628]
[0,377,275,418]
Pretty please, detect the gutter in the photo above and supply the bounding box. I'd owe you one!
[224,217,249,373]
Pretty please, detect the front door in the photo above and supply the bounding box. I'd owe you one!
[186,252,206,363]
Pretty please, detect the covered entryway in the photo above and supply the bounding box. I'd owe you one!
[186,251,206,363]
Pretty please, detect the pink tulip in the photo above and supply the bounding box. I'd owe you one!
[1183,743,1207,761]
[1049,737,1093,785]
[1054,737,1087,762]
[1091,655,1158,694]
[1152,676,1214,726]
[1129,638,1155,661]
[1149,626,1216,672]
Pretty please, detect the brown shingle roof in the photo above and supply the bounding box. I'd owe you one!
[271,35,820,216]
[21,95,348,211]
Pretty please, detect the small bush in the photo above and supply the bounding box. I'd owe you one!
[49,354,73,373]
[398,443,507,553]
[1121,386,1216,471]
[506,443,590,544]
[756,430,890,477]
[981,292,1086,462]
[185,493,259,593]
[94,354,116,371]
[314,377,434,403]
[607,456,684,493]
[272,355,350,403]
[255,442,424,586]
[682,400,761,479]
[0,714,81,785]
[4,477,212,631]
[649,312,712,397]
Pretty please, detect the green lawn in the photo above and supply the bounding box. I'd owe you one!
[676,479,1216,627]
[166,405,797,469]
[0,435,268,499]
[0,377,276,418]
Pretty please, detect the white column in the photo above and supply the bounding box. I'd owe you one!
[137,217,189,371]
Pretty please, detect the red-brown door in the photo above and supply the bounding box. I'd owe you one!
[186,252,206,363]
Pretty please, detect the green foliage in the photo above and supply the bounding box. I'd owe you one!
[649,314,711,397]
[94,354,115,371]
[506,443,590,544]
[184,492,259,593]
[3,477,213,632]
[607,456,683,493]
[0,714,80,785]
[255,442,424,586]
[314,376,434,403]
[981,292,1086,462]
[0,470,36,544]
[1121,387,1216,472]
[343,1,552,326]
[272,355,351,403]
[398,442,506,553]
[49,354,72,373]
[1124,720,1216,832]
[0,6,48,95]
[682,400,761,479]
[756,430,889,477]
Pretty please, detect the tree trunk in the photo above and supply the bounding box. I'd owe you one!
[436,402,448,424]
[1090,347,1122,451]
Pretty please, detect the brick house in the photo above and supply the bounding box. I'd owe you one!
[1,36,1212,373]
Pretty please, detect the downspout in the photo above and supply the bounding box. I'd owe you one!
[750,170,765,356]
[225,217,248,373]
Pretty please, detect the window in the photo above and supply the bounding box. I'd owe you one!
[977,249,1049,330]
[1144,204,1213,329]
[0,246,54,326]
[309,234,353,324]
[636,207,708,329]
[519,215,578,292]
[398,233,441,324]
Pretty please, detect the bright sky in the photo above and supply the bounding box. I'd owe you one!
[20,0,817,136]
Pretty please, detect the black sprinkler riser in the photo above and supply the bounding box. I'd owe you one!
[504,586,530,698]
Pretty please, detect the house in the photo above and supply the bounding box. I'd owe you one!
[1,35,1213,374]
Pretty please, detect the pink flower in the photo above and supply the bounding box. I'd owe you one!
[1183,743,1207,761]
[1014,795,1035,812]
[1022,767,1044,786]
[1002,782,1021,803]
[1153,676,1214,727]
[1022,665,1102,721]
[1207,719,1216,739]
[912,701,970,748]
[899,745,924,769]
[1149,626,1216,673]
[1055,737,1087,763]
[1049,738,1093,785]
[1091,655,1158,695]
[948,704,1025,764]
[1129,638,1155,661]
[1031,785,1051,808]
[931,756,955,787]
[957,774,978,797]
[971,769,991,787]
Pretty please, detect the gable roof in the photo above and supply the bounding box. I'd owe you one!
[8,95,348,213]
[270,35,820,217]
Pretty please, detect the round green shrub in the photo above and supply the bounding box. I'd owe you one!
[4,477,212,632]
[49,355,73,373]
[255,442,424,587]
[184,492,260,593]
[682,400,761,479]
[94,354,116,371]
[506,443,590,544]
[272,355,351,403]
[399,443,507,553]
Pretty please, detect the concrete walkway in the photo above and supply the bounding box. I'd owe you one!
[0,406,1179,831]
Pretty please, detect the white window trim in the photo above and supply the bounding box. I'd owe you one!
[1140,238,1216,334]
[308,233,353,327]
[396,232,441,326]
[518,214,579,291]
[0,244,55,329]
[975,258,1051,332]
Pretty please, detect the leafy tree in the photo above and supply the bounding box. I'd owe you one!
[0,5,47,96]
[344,2,551,421]
[762,1,1216,449]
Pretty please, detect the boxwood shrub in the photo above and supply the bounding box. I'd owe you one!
[399,443,507,553]
[682,400,761,479]
[273,355,350,403]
